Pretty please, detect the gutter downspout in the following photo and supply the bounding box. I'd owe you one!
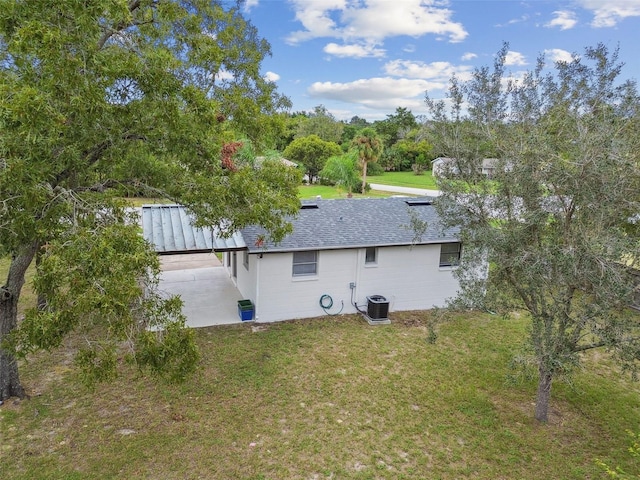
[255,253,260,322]
[353,248,361,312]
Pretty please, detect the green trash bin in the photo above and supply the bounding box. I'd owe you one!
[237,300,254,321]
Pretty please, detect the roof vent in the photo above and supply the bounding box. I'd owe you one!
[405,199,432,206]
[300,203,319,209]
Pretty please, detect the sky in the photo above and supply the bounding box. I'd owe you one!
[242,0,640,121]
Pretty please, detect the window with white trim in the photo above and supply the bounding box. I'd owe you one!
[243,251,249,270]
[439,242,461,267]
[365,247,377,265]
[292,250,318,276]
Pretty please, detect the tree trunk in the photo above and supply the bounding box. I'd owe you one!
[36,248,46,311]
[361,160,368,194]
[534,367,553,423]
[0,241,39,401]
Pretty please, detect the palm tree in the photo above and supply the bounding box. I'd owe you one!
[352,127,383,194]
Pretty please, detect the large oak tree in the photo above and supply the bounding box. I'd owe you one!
[0,0,300,400]
[283,134,341,184]
[427,44,640,422]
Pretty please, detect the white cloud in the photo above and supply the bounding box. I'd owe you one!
[461,52,477,61]
[496,14,529,27]
[505,51,527,66]
[545,10,578,30]
[264,71,280,82]
[323,42,385,58]
[286,0,468,45]
[544,48,574,64]
[308,77,443,111]
[243,0,259,11]
[576,0,640,27]
[502,69,529,90]
[215,70,234,81]
[383,59,472,81]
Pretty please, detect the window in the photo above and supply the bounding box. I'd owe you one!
[365,247,377,264]
[439,242,461,267]
[293,250,318,276]
[243,251,249,270]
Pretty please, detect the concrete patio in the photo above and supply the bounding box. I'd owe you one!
[158,253,246,327]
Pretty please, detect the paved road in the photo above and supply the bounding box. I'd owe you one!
[369,183,441,196]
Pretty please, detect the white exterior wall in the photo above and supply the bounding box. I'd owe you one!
[235,251,257,303]
[251,244,461,323]
[355,245,460,312]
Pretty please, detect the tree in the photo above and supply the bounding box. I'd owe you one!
[295,105,344,144]
[319,151,361,194]
[283,135,341,183]
[352,128,383,194]
[374,107,418,148]
[0,0,301,400]
[426,44,640,422]
[341,116,370,145]
[394,138,433,174]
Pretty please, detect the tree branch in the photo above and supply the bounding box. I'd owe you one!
[97,0,143,50]
[573,341,607,352]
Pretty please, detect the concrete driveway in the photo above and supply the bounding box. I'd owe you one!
[158,253,245,327]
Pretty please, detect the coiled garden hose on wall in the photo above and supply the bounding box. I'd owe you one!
[319,294,344,315]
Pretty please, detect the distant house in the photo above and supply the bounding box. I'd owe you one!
[480,158,498,177]
[432,157,507,179]
[255,155,298,168]
[225,197,471,323]
[431,157,457,178]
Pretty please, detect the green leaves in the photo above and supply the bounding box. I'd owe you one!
[134,321,199,384]
[1,0,297,394]
[283,134,342,183]
[9,206,200,385]
[428,43,640,421]
[319,151,361,193]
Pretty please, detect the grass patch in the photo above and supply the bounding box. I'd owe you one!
[369,171,438,190]
[2,312,640,479]
[299,185,391,199]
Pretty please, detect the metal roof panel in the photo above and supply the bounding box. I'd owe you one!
[142,205,246,254]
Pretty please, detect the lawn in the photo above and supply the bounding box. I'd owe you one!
[299,185,392,199]
[2,309,640,479]
[118,173,431,204]
[368,170,439,190]
[298,170,439,199]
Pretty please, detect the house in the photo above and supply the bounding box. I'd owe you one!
[480,158,498,177]
[432,157,508,178]
[142,197,473,324]
[224,197,466,323]
[255,155,298,168]
[431,157,457,178]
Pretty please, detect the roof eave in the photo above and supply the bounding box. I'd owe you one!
[247,238,460,254]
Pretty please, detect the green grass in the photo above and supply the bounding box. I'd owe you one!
[369,171,439,190]
[118,173,432,205]
[299,185,392,199]
[2,311,640,479]
[298,171,439,199]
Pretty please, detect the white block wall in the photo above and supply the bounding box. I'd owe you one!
[241,244,461,323]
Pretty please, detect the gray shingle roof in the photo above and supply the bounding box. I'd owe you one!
[241,197,459,253]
